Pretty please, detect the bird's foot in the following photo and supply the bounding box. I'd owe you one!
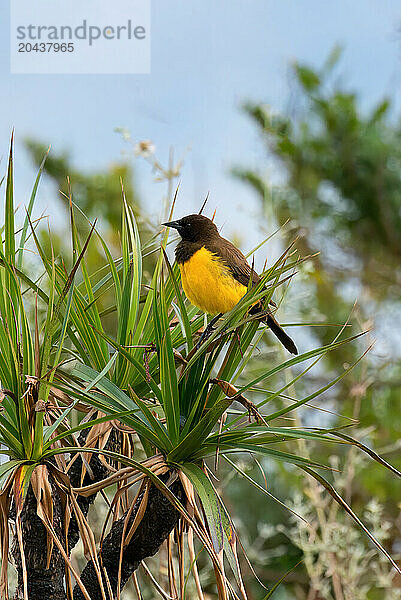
[196,313,223,349]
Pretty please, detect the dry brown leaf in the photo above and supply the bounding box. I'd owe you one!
[210,378,268,425]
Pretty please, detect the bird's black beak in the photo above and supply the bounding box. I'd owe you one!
[162,220,180,230]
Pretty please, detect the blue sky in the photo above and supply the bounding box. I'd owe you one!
[1,0,401,256]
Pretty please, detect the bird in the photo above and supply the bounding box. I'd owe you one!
[163,214,298,354]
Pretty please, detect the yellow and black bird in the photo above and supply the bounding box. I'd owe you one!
[163,214,298,354]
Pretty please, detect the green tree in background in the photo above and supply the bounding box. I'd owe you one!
[24,139,169,278]
[25,138,139,230]
[23,139,159,333]
[232,48,401,598]
[237,46,401,294]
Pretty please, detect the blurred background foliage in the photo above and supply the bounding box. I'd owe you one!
[24,49,400,599]
[24,138,157,274]
[23,139,158,336]
[25,138,138,229]
[231,48,401,599]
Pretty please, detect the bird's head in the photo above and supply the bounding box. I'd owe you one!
[163,214,219,242]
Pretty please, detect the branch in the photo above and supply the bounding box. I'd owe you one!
[73,477,182,600]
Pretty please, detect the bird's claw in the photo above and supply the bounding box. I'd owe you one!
[195,313,223,350]
[196,322,217,349]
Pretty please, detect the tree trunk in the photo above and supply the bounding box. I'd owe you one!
[11,431,180,600]
[11,430,111,599]
[67,431,110,551]
[73,479,182,600]
[12,478,67,600]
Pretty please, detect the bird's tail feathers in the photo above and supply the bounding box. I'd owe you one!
[264,313,298,355]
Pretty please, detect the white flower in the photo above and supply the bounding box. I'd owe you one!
[134,140,156,157]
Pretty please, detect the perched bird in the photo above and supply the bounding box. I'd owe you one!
[163,214,298,354]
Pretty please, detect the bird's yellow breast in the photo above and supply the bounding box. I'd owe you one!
[179,247,247,314]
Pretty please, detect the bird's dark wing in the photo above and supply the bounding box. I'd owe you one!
[205,237,261,287]
[171,216,294,350]
[204,236,296,350]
